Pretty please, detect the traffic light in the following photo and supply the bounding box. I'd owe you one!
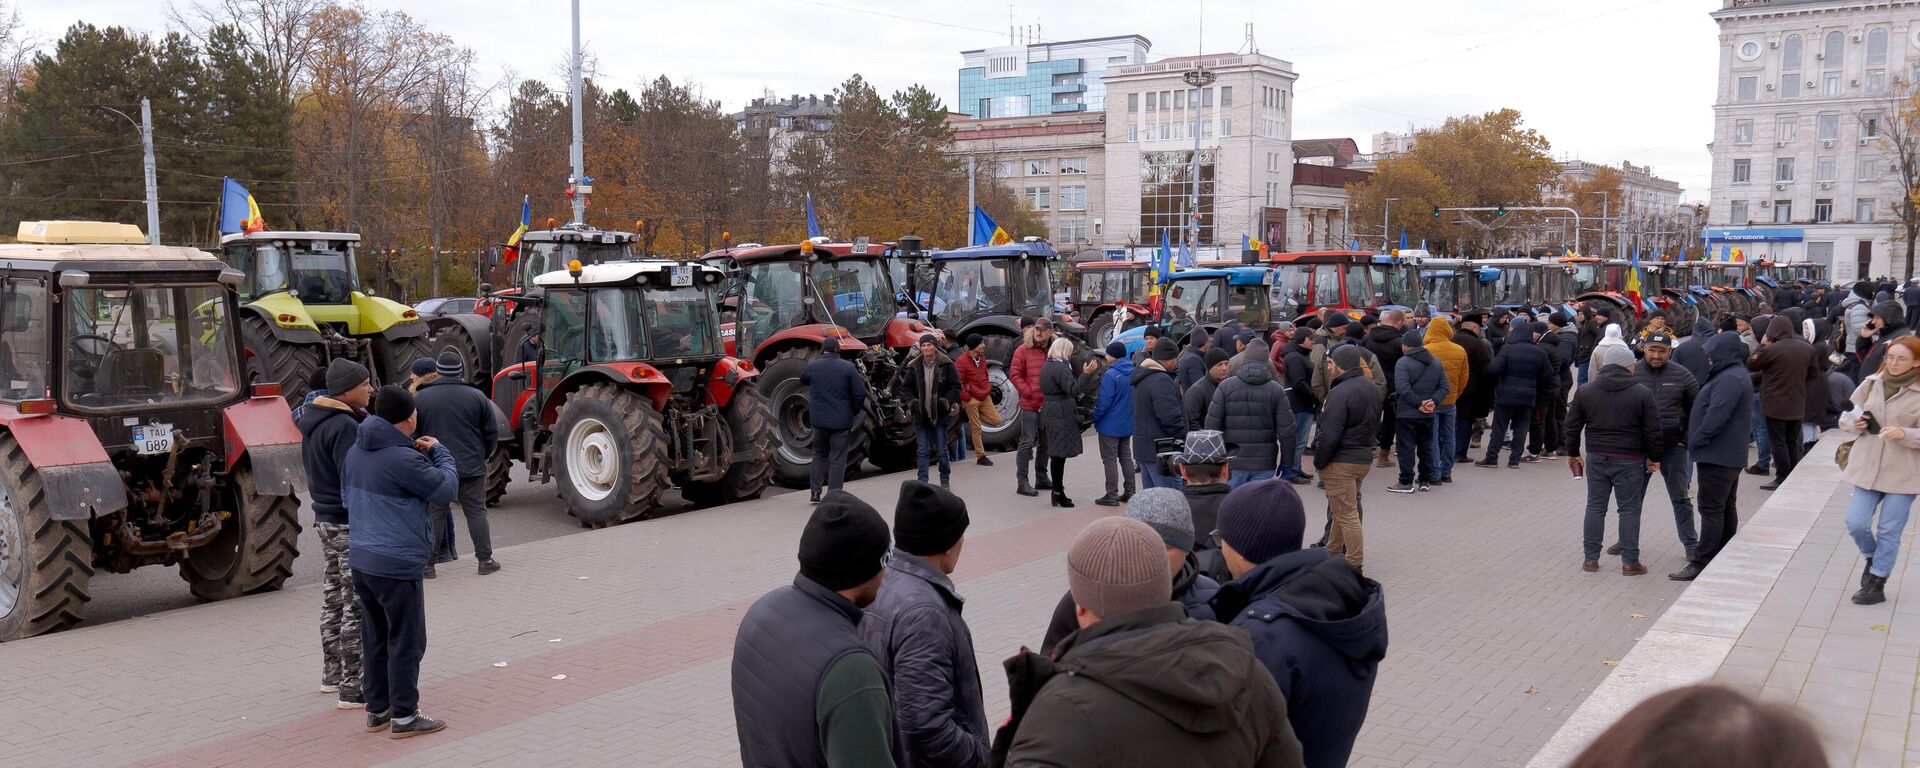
[1431,206,1441,219]
[1495,206,1508,217]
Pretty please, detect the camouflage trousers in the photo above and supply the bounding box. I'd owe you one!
[317,522,363,696]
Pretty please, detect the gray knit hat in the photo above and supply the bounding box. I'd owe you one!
[1594,343,1635,372]
[1125,488,1194,552]
[1067,517,1172,618]
[325,357,370,395]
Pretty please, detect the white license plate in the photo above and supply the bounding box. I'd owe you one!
[132,423,174,455]
[670,265,693,287]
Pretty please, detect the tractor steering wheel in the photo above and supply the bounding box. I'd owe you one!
[67,334,121,365]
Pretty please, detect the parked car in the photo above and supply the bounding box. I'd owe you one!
[414,296,478,318]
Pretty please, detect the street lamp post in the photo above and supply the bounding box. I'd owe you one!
[1382,197,1401,252]
[99,100,158,245]
[1182,63,1217,259]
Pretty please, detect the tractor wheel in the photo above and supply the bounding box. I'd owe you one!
[241,314,325,407]
[434,325,487,387]
[1087,311,1116,348]
[979,335,1023,452]
[552,383,670,527]
[0,433,93,641]
[682,383,775,507]
[484,443,512,507]
[376,334,437,388]
[843,397,878,472]
[502,307,543,366]
[180,465,301,601]
[759,347,819,488]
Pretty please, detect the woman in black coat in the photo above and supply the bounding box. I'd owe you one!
[1040,337,1097,507]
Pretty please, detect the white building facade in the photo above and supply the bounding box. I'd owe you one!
[948,112,1108,250]
[1707,0,1919,281]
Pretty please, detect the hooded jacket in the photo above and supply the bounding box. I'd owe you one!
[1131,358,1188,468]
[1633,357,1698,448]
[413,377,500,477]
[343,416,460,580]
[1673,320,1716,385]
[1009,336,1050,412]
[297,396,363,525]
[1391,345,1448,420]
[1535,330,1569,406]
[1588,325,1630,382]
[859,550,989,768]
[1178,335,1211,392]
[1454,325,1496,419]
[1860,301,1915,382]
[1281,340,1319,414]
[1185,368,1226,432]
[1688,334,1756,468]
[1004,603,1305,768]
[1842,285,1873,342]
[1211,548,1388,768]
[1040,358,1093,459]
[1361,324,1406,393]
[1091,356,1136,437]
[1751,315,1821,422]
[1564,363,1663,460]
[1486,330,1557,408]
[954,347,991,402]
[1309,335,1386,402]
[1423,318,1468,406]
[1207,351,1296,472]
[1312,368,1382,470]
[1040,555,1223,655]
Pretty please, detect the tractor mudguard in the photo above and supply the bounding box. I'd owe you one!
[884,317,943,349]
[352,292,429,339]
[958,316,1025,343]
[429,312,497,375]
[222,396,305,496]
[489,400,510,444]
[540,364,674,424]
[241,301,324,345]
[0,409,127,520]
[705,357,760,408]
[750,325,870,365]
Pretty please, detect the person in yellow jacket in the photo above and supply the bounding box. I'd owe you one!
[1423,317,1470,483]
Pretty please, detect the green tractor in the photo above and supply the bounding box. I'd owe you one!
[217,231,435,404]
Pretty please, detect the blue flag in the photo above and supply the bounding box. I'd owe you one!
[1176,239,1195,269]
[1156,231,1173,284]
[972,206,1010,246]
[805,192,822,239]
[218,177,264,234]
[1398,228,1408,251]
[1351,239,1362,251]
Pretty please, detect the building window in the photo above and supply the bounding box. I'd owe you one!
[1730,200,1749,223]
[1867,28,1888,66]
[1741,40,1761,59]
[1174,90,1185,109]
[1822,73,1841,96]
[1146,92,1157,110]
[1777,116,1796,143]
[1220,119,1231,136]
[989,56,1019,74]
[1774,200,1792,223]
[1024,186,1051,211]
[1857,198,1876,223]
[1859,156,1880,182]
[1059,157,1087,175]
[1026,159,1052,176]
[1201,87,1214,107]
[1775,157,1794,182]
[1862,111,1882,139]
[1059,185,1087,211]
[993,160,1018,178]
[1139,150,1215,246]
[1733,158,1752,184]
[1265,181,1281,207]
[1783,34,1802,71]
[1817,156,1836,182]
[1220,86,1232,107]
[1159,123,1170,140]
[1127,124,1138,142]
[1736,76,1757,102]
[1059,218,1087,243]
[1127,93,1138,113]
[1823,31,1843,68]
[978,99,992,118]
[1867,70,1887,94]
[1818,113,1839,142]
[1814,198,1833,223]
[1734,120,1753,144]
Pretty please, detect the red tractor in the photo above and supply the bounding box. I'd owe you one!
[702,238,942,487]
[488,258,773,525]
[0,221,305,640]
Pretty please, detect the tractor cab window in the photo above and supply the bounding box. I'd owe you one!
[1019,259,1055,316]
[644,285,719,358]
[812,259,890,340]
[0,278,49,400]
[1311,266,1341,307]
[1343,266,1372,309]
[1163,278,1222,329]
[1496,268,1531,305]
[1273,265,1310,312]
[234,241,357,304]
[933,259,1010,324]
[543,289,587,366]
[518,242,633,286]
[1420,270,1461,312]
[1568,263,1602,293]
[738,262,807,353]
[1380,265,1417,307]
[60,284,239,409]
[1079,271,1106,303]
[1226,283,1266,326]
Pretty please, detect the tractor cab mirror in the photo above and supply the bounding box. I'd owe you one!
[479,282,493,295]
[506,369,527,381]
[802,295,816,306]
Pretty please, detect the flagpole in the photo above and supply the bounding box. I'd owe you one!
[567,0,587,225]
[966,154,976,247]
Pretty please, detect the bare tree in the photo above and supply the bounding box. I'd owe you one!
[1866,83,1920,280]
[169,0,324,93]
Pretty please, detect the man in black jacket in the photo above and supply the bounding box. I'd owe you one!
[1477,323,1557,468]
[1206,343,1294,488]
[861,481,985,768]
[1177,329,1211,392]
[1388,328,1447,493]
[1183,347,1233,430]
[1566,344,1664,575]
[1280,328,1319,483]
[1362,310,1408,468]
[1752,315,1820,490]
[415,351,502,577]
[895,335,961,488]
[1131,337,1188,490]
[1316,346,1382,570]
[1615,332,1699,561]
[299,358,373,710]
[802,337,868,502]
[1576,308,1605,387]
[1453,314,1495,459]
[1532,325,1571,458]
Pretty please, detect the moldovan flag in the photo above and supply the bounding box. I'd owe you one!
[218,177,265,234]
[1624,249,1644,306]
[502,195,531,265]
[971,206,1012,247]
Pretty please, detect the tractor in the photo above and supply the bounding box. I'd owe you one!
[702,237,942,488]
[217,230,434,404]
[489,258,773,525]
[0,221,305,641]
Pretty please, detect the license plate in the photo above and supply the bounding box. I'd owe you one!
[132,423,174,455]
[670,265,693,287]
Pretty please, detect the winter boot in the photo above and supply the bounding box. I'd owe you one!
[1853,573,1888,605]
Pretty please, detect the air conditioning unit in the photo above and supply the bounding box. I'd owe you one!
[1807,80,1817,88]
[1860,137,1871,145]
[1777,140,1789,147]
[1761,200,1773,207]
[1775,183,1788,190]
[1852,79,1861,87]
[1767,83,1777,91]
[1852,31,1863,42]
[1824,139,1836,147]
[1816,52,1826,60]
[1769,37,1781,48]
[1820,182,1833,189]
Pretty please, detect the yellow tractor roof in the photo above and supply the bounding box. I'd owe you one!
[16,220,147,244]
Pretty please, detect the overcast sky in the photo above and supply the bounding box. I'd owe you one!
[14,0,1719,200]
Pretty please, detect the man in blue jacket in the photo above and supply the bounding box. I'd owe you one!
[1389,327,1449,493]
[1130,337,1188,490]
[1670,333,1755,582]
[1090,341,1137,506]
[802,336,868,503]
[1210,479,1389,768]
[299,358,373,710]
[345,385,459,738]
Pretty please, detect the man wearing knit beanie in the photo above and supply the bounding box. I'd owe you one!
[860,481,987,767]
[414,348,503,577]
[1004,516,1303,766]
[1132,334,1189,490]
[1315,344,1382,570]
[1211,478,1388,768]
[1566,335,1664,576]
[1387,324,1448,493]
[734,491,896,767]
[1184,346,1235,431]
[299,356,374,710]
[1040,488,1223,653]
[1091,339,1138,505]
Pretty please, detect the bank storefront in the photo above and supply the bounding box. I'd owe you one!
[1704,226,1889,283]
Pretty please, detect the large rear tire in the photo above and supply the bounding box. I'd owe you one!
[376,334,437,389]
[485,443,511,507]
[552,383,671,527]
[1087,311,1116,348]
[502,307,542,367]
[180,465,301,601]
[682,383,776,507]
[0,433,93,641]
[434,325,487,387]
[980,335,1023,452]
[241,314,325,407]
[761,347,819,488]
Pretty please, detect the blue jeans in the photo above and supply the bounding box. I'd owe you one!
[916,420,950,482]
[1282,412,1315,478]
[1583,454,1649,564]
[1847,486,1917,578]
[1658,444,1698,552]
[1454,409,1475,459]
[1428,405,1457,479]
[1140,464,1184,490]
[1750,398,1772,466]
[1577,363,1589,387]
[1229,469,1275,488]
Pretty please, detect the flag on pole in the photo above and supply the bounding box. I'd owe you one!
[502,195,531,265]
[1176,239,1196,269]
[1398,228,1408,252]
[1154,231,1173,285]
[805,192,823,239]
[971,206,1011,246]
[218,177,265,234]
[1624,248,1644,307]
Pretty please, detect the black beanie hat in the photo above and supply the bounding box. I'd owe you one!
[1214,478,1305,565]
[1204,347,1232,368]
[325,357,370,395]
[893,480,969,556]
[964,333,984,350]
[307,366,329,394]
[1326,312,1350,329]
[371,384,415,424]
[799,491,891,590]
[1150,336,1180,361]
[918,333,938,346]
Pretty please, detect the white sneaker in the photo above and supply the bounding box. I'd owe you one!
[320,684,340,694]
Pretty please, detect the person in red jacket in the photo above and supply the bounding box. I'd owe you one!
[954,334,998,466]
[1010,318,1055,496]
